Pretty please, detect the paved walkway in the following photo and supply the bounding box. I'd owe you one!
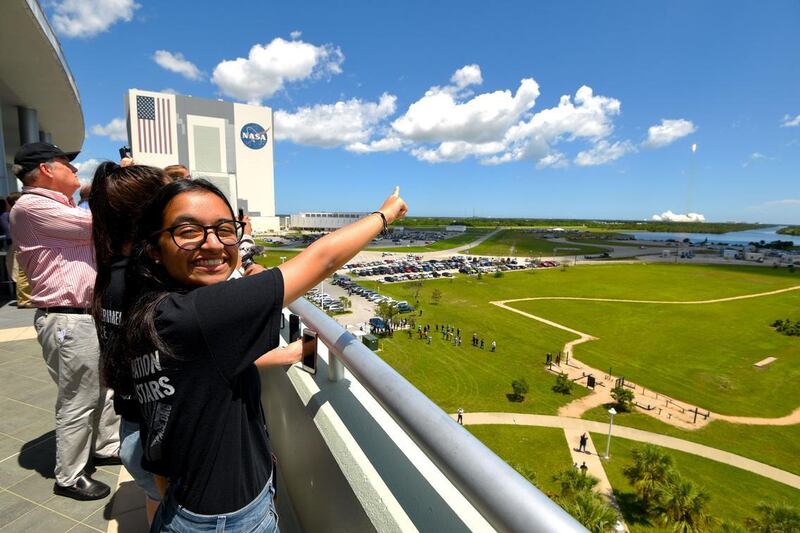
[0,301,145,533]
[460,412,800,490]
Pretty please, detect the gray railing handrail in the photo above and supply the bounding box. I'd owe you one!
[288,297,587,533]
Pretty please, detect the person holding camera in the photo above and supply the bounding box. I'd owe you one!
[10,142,120,500]
[114,179,406,531]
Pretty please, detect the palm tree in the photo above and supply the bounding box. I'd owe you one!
[623,445,674,506]
[563,491,619,533]
[338,296,352,310]
[744,501,800,532]
[552,467,599,498]
[656,475,714,532]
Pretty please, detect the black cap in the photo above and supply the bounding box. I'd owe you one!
[13,142,80,176]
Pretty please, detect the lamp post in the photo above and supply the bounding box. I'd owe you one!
[604,407,617,460]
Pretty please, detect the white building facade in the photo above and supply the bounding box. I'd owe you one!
[290,212,368,231]
[125,89,279,231]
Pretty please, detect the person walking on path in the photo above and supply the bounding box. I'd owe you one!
[457,407,464,425]
[578,433,588,452]
[10,142,120,501]
[491,340,496,352]
[580,462,588,476]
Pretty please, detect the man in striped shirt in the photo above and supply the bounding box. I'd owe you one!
[10,142,120,501]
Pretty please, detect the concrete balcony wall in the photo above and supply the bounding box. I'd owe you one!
[259,308,494,533]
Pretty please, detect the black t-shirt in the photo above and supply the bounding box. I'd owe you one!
[133,268,284,514]
[99,256,140,422]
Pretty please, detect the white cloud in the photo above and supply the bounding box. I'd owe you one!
[536,151,568,169]
[781,114,800,127]
[274,93,396,148]
[346,137,404,154]
[392,69,539,144]
[90,118,127,141]
[74,158,103,183]
[153,51,203,80]
[212,38,344,104]
[411,141,506,163]
[490,85,624,164]
[643,119,696,148]
[450,64,483,89]
[161,88,178,95]
[51,0,139,38]
[762,199,800,207]
[290,30,302,39]
[742,152,774,167]
[651,211,706,222]
[575,140,635,166]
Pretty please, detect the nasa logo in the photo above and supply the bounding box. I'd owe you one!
[240,123,269,150]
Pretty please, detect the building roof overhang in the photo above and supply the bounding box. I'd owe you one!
[0,0,84,151]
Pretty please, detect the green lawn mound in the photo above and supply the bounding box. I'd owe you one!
[254,250,299,268]
[594,433,800,531]
[468,229,610,257]
[467,425,572,496]
[510,288,800,417]
[370,263,798,416]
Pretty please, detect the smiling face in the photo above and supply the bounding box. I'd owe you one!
[152,191,239,287]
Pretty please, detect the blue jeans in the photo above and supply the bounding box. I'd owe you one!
[152,474,278,532]
[119,419,161,501]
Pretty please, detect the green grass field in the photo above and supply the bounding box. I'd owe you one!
[368,264,799,418]
[369,228,492,252]
[254,250,299,268]
[594,433,800,531]
[468,229,611,256]
[582,406,800,476]
[509,289,800,417]
[467,425,572,496]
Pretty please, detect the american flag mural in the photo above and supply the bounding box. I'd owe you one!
[136,95,172,154]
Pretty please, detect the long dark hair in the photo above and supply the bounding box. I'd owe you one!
[117,179,237,369]
[89,162,168,391]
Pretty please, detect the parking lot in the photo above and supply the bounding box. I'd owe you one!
[344,255,560,283]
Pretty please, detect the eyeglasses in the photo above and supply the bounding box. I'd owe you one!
[153,220,246,250]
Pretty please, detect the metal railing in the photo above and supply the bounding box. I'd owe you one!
[287,297,587,533]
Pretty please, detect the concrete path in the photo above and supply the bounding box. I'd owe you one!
[564,428,612,494]
[461,412,800,490]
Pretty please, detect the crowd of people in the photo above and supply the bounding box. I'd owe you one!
[3,140,408,532]
[398,320,497,352]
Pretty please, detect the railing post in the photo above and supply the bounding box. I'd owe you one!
[328,351,344,382]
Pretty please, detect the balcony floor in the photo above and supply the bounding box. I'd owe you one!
[0,300,146,533]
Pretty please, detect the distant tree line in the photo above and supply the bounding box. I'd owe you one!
[398,217,766,234]
[777,226,800,236]
[751,240,796,250]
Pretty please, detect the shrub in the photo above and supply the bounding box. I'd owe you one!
[552,373,574,395]
[610,385,635,412]
[510,378,529,401]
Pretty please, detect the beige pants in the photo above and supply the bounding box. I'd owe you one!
[13,248,31,307]
[34,310,120,486]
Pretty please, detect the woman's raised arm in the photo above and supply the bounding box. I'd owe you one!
[278,188,407,307]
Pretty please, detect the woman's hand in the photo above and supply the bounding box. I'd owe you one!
[378,186,407,224]
[254,340,302,368]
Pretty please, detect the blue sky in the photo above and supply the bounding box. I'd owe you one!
[50,0,800,223]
